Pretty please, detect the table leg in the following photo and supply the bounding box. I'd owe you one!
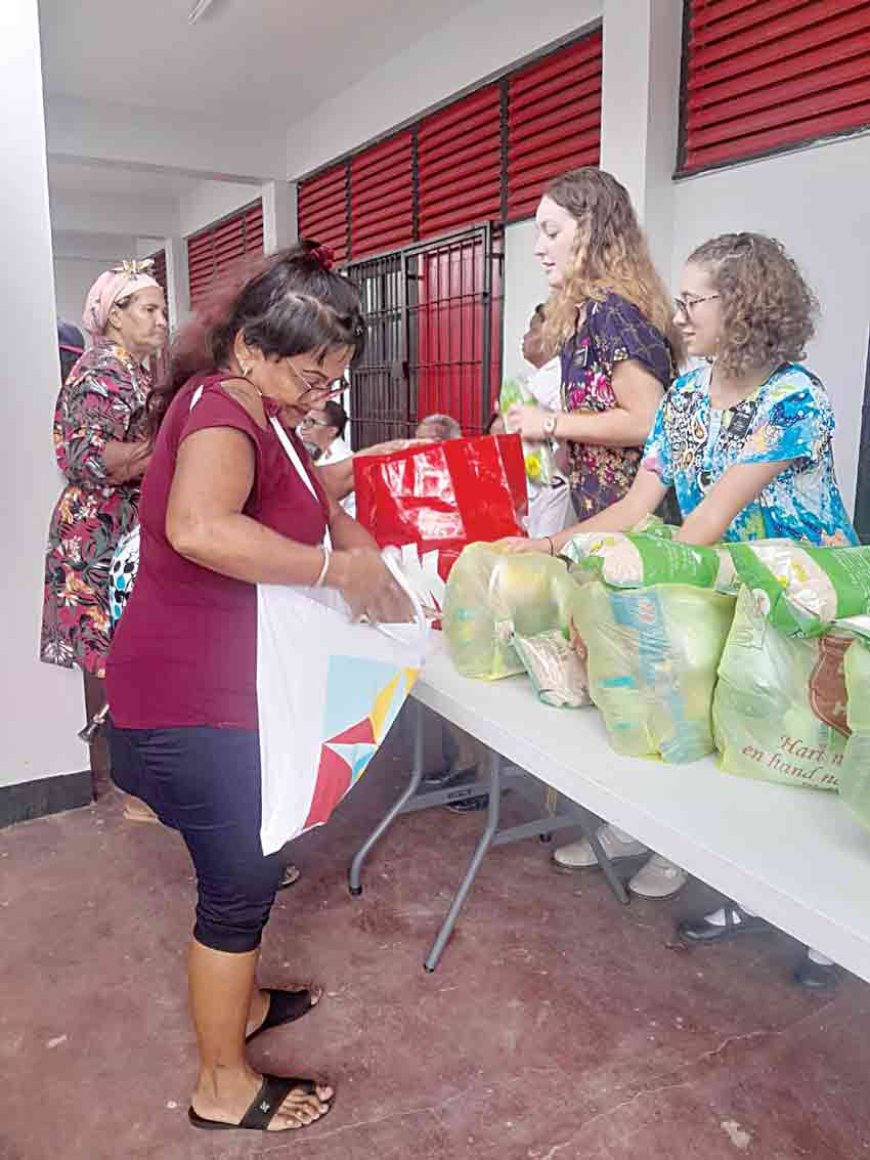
[348,698,425,897]
[423,746,503,973]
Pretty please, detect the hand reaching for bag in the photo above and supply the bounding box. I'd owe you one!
[332,548,415,624]
[499,536,551,554]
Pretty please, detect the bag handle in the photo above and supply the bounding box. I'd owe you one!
[268,415,333,551]
[270,415,427,656]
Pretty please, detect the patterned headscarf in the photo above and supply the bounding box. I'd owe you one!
[82,259,161,338]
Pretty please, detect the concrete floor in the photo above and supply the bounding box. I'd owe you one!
[2,725,870,1160]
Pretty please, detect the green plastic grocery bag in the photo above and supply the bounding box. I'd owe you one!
[713,587,850,790]
[836,621,870,828]
[574,578,735,763]
[443,543,582,681]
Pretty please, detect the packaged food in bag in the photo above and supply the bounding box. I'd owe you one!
[573,578,736,763]
[712,587,850,790]
[443,544,582,681]
[564,530,735,593]
[499,378,555,487]
[834,619,870,826]
[729,541,870,637]
[513,628,591,708]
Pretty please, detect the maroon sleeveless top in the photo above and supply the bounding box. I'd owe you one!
[106,374,329,730]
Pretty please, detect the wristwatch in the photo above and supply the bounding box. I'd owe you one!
[542,413,559,439]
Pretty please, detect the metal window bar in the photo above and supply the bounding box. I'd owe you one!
[345,224,503,448]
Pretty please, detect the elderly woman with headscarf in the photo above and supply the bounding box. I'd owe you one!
[41,261,168,798]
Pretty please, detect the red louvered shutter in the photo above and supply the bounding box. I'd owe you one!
[417,85,502,240]
[298,163,349,263]
[683,1,870,173]
[186,199,265,307]
[507,30,602,220]
[350,131,413,259]
[148,247,167,295]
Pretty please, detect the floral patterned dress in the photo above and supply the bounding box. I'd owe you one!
[40,340,151,677]
[561,292,673,519]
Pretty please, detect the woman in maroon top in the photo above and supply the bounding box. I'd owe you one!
[106,244,410,1134]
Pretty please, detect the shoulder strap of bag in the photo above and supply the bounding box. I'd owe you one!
[268,415,333,550]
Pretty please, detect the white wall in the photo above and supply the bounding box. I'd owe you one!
[502,221,548,384]
[286,0,602,178]
[672,133,870,508]
[2,0,87,788]
[177,179,264,240]
[53,256,111,327]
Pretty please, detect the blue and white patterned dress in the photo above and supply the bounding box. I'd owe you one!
[642,362,857,546]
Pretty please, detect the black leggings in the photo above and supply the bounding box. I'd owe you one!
[108,723,283,953]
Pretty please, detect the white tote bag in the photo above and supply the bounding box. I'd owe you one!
[257,416,429,855]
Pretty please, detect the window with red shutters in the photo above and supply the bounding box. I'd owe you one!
[186,199,264,307]
[350,131,414,259]
[148,246,167,297]
[507,30,602,220]
[681,0,870,174]
[297,163,349,263]
[417,85,503,241]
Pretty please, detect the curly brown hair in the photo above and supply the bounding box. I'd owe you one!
[541,168,683,366]
[687,233,818,377]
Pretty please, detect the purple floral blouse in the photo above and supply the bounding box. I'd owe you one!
[561,292,673,519]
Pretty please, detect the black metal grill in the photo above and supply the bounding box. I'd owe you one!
[345,225,503,449]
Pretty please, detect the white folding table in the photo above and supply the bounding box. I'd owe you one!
[349,637,870,980]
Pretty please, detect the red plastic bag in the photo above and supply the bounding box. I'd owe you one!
[354,434,528,584]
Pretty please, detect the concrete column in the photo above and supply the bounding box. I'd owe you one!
[1,0,86,801]
[165,236,190,329]
[599,0,684,277]
[262,180,298,254]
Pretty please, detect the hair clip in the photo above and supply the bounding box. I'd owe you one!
[113,258,156,278]
[310,245,335,271]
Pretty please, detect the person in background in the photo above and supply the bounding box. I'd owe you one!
[509,234,856,969]
[507,167,681,524]
[415,413,463,441]
[106,243,413,1134]
[300,399,351,464]
[508,304,573,539]
[301,400,356,516]
[41,262,167,817]
[58,321,85,383]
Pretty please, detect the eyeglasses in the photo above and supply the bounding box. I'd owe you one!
[299,415,332,430]
[673,293,720,318]
[287,360,348,400]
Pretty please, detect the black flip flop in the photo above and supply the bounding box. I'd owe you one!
[245,987,319,1044]
[677,903,769,945]
[188,1074,332,1132]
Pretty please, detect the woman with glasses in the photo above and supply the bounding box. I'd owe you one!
[105,242,412,1134]
[505,167,682,523]
[508,232,857,907]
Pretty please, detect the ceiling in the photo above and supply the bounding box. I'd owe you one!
[38,0,477,123]
[47,159,204,198]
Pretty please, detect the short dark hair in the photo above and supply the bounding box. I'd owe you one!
[322,399,348,439]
